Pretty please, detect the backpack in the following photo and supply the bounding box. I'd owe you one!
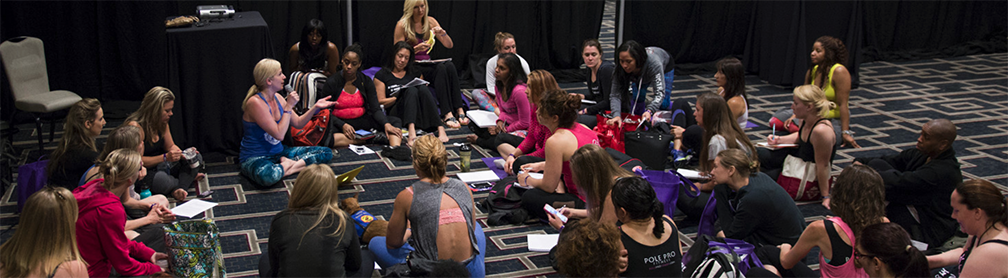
[485,176,524,212]
[683,235,762,278]
[17,156,47,212]
[289,108,333,147]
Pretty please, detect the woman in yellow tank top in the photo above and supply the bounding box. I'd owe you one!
[805,36,859,148]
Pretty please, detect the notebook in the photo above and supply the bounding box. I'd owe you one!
[466,110,499,128]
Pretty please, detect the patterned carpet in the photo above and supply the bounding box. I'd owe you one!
[2,0,1007,277]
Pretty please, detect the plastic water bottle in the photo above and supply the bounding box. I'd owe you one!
[459,144,472,172]
[140,188,152,199]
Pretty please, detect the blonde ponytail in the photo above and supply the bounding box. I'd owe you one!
[243,59,282,111]
[99,149,142,190]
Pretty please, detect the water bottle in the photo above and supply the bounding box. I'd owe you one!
[140,188,152,199]
[459,144,472,172]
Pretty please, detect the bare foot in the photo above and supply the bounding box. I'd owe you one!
[438,133,450,143]
[466,134,478,143]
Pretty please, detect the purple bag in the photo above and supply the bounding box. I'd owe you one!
[17,157,48,212]
[708,237,763,275]
[697,190,719,237]
[634,168,699,217]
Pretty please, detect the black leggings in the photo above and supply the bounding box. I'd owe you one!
[417,61,465,117]
[467,122,523,151]
[521,187,586,222]
[386,85,442,132]
[755,246,818,278]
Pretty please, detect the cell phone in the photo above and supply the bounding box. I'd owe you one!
[544,204,568,223]
[198,190,213,199]
[469,182,493,192]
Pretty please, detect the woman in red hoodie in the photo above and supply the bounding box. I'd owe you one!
[74,148,167,277]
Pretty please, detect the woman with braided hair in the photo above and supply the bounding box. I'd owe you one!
[611,176,681,277]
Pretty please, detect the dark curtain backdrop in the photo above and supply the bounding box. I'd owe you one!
[352,0,604,81]
[621,0,1005,87]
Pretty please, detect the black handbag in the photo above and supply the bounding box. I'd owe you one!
[624,125,673,170]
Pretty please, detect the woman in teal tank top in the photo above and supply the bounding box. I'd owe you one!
[806,36,859,148]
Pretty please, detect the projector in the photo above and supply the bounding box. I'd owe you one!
[197,5,235,20]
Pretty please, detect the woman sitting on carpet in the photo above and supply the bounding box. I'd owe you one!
[239,58,335,187]
[517,90,599,222]
[545,144,634,229]
[710,149,805,247]
[927,179,1008,278]
[74,149,166,277]
[769,164,888,278]
[370,134,485,277]
[576,38,617,128]
[263,164,370,277]
[856,223,930,278]
[502,70,560,174]
[287,19,339,77]
[483,32,532,95]
[771,36,858,148]
[554,219,625,278]
[48,98,105,190]
[759,84,838,208]
[126,87,205,201]
[0,186,89,278]
[374,41,449,145]
[324,44,403,148]
[611,176,682,277]
[81,125,174,246]
[466,53,530,152]
[394,0,468,129]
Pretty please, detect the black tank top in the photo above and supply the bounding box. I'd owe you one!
[959,237,1008,272]
[797,118,836,162]
[620,217,682,277]
[823,219,852,266]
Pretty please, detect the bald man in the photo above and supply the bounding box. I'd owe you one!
[854,119,962,250]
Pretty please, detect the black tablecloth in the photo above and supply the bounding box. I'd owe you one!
[167,11,273,155]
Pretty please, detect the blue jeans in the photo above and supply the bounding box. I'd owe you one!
[240,146,332,186]
[369,224,486,277]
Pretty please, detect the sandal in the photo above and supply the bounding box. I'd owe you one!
[444,116,461,129]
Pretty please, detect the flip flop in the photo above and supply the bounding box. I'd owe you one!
[444,116,461,129]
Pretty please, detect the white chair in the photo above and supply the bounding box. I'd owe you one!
[0,36,82,153]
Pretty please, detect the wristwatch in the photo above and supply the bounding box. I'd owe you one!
[842,130,855,136]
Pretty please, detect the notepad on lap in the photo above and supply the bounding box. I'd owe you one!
[467,110,499,128]
[171,199,218,218]
[527,234,560,252]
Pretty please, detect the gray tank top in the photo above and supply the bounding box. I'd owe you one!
[407,178,479,261]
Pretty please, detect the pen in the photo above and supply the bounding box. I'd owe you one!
[772,125,776,142]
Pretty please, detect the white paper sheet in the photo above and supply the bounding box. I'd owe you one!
[349,144,376,155]
[677,169,710,180]
[581,99,597,105]
[527,234,560,252]
[756,142,799,150]
[456,170,501,184]
[466,110,499,128]
[171,199,218,218]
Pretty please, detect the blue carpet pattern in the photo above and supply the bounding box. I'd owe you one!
[1,0,1006,277]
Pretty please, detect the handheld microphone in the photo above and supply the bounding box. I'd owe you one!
[284,84,295,94]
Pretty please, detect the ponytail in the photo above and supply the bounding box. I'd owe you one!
[98,149,142,191]
[651,199,665,239]
[895,245,930,278]
[244,58,282,111]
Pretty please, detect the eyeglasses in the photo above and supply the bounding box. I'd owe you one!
[853,249,877,260]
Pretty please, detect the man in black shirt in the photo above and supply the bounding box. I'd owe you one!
[854,118,961,250]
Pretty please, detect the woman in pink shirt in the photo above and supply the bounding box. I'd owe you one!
[502,70,560,175]
[466,53,531,152]
[517,90,599,222]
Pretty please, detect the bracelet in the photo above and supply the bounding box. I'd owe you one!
[842,130,855,135]
[559,225,565,232]
[524,175,530,186]
[822,195,831,200]
[509,153,516,158]
[163,153,167,162]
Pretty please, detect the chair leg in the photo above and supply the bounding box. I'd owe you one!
[49,117,56,142]
[35,116,44,153]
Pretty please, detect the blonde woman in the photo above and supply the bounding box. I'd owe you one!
[80,125,175,247]
[240,58,335,187]
[74,149,166,277]
[48,98,105,190]
[393,0,468,129]
[760,84,838,208]
[126,87,204,201]
[0,187,88,278]
[370,134,485,277]
[263,164,368,277]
